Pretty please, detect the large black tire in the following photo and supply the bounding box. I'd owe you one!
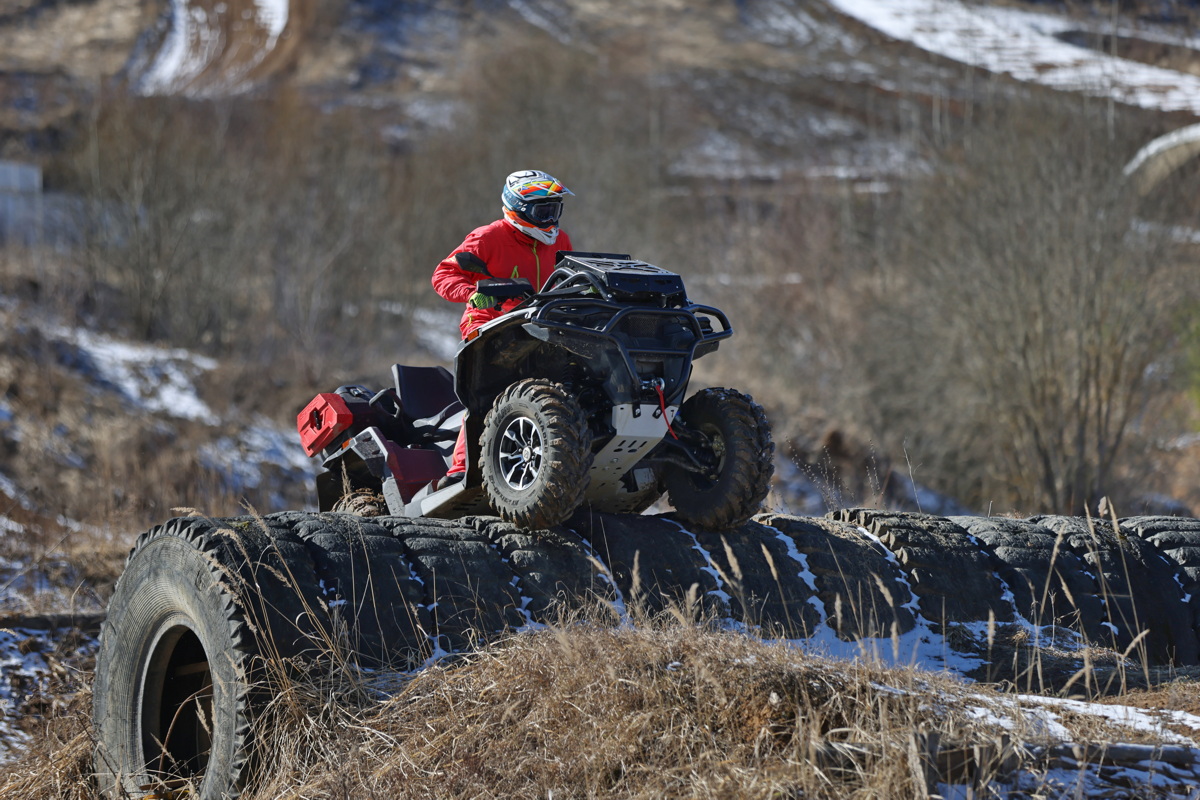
[1121,516,1200,638]
[1029,515,1200,665]
[762,513,918,640]
[92,516,325,799]
[950,515,1107,637]
[836,509,1015,627]
[663,388,774,531]
[480,379,594,529]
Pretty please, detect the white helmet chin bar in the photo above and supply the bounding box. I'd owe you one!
[510,217,560,245]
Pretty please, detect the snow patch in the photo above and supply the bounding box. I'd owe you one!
[0,472,34,513]
[198,416,316,507]
[742,0,819,46]
[1124,123,1200,179]
[0,401,18,444]
[829,0,1200,115]
[139,0,223,94]
[405,305,465,362]
[139,0,289,95]
[670,129,785,180]
[1016,694,1200,742]
[47,324,217,422]
[507,0,572,45]
[255,0,288,44]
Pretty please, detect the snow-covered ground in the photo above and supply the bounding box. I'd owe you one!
[36,316,318,502]
[198,417,317,510]
[139,0,291,95]
[830,0,1200,115]
[47,323,218,421]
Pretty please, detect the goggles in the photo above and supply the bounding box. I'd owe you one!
[525,199,563,226]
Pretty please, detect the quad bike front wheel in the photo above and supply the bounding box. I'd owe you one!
[664,388,774,530]
[480,379,594,529]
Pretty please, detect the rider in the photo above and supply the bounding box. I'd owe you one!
[431,169,575,480]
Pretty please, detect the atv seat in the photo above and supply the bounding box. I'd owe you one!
[392,364,463,437]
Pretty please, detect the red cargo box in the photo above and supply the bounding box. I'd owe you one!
[297,393,355,457]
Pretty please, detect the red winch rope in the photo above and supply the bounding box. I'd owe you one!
[655,384,678,439]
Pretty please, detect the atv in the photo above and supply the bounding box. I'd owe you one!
[297,252,773,530]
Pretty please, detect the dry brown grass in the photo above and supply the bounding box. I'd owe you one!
[0,689,93,800]
[318,626,944,799]
[6,608,1200,799]
[230,617,1200,798]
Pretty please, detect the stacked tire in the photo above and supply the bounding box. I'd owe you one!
[93,508,1200,797]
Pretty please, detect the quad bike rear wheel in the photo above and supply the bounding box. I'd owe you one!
[480,379,593,529]
[664,388,774,530]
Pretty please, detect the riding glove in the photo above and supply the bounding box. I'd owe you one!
[469,292,498,309]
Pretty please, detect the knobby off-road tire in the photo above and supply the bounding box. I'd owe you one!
[838,509,1015,627]
[1028,515,1200,665]
[663,388,774,531]
[480,379,594,530]
[93,516,329,799]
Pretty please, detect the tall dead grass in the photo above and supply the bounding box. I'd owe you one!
[183,616,1200,799]
[0,690,94,800]
[262,622,924,799]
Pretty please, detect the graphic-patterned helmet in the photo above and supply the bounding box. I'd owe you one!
[501,170,573,245]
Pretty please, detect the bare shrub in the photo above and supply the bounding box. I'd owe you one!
[678,178,867,419]
[62,88,418,376]
[844,94,1195,513]
[72,93,247,344]
[412,24,672,257]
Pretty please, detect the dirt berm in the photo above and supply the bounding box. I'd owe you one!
[92,508,1200,797]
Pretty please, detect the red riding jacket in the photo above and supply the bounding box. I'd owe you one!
[432,219,574,338]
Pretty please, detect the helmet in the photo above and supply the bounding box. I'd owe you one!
[501,169,573,245]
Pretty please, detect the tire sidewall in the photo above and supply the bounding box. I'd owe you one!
[480,380,592,528]
[93,534,251,799]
